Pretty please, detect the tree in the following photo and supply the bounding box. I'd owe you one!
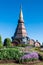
[4,38,11,47]
[42,42,43,46]
[0,36,3,48]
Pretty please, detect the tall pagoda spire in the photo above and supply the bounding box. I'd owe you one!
[12,5,29,45]
[19,5,24,22]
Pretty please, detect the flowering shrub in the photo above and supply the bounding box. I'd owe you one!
[19,52,39,63]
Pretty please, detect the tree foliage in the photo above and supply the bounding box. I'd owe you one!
[4,38,11,47]
[0,35,3,48]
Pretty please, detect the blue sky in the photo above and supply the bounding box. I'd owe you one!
[0,0,43,44]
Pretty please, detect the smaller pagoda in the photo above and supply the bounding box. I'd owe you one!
[12,6,29,45]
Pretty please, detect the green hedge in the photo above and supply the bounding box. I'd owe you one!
[0,48,23,60]
[18,44,29,47]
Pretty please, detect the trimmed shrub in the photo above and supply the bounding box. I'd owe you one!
[4,38,11,47]
[18,44,29,47]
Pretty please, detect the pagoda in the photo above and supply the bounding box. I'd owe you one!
[12,6,29,45]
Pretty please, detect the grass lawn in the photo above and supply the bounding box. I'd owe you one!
[0,62,43,65]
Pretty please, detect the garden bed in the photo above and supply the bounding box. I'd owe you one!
[0,60,42,65]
